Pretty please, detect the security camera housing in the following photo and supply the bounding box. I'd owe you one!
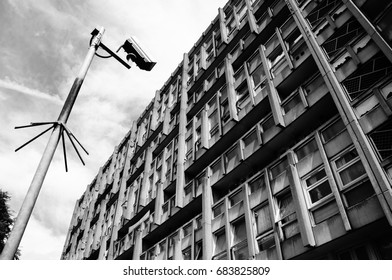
[122,37,156,71]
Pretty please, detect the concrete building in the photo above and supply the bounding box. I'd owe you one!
[61,0,392,260]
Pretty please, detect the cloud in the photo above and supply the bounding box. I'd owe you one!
[0,79,62,104]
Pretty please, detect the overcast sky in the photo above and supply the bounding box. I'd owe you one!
[0,0,228,260]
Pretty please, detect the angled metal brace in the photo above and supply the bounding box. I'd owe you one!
[15,121,89,171]
[63,127,86,166]
[15,125,55,152]
[60,125,68,172]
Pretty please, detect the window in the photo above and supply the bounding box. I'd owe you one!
[343,180,374,207]
[270,158,289,180]
[296,139,318,161]
[220,86,231,124]
[232,218,247,245]
[266,34,285,73]
[331,147,375,208]
[194,241,203,260]
[254,204,273,236]
[213,230,227,259]
[213,203,225,218]
[209,110,220,138]
[195,127,202,152]
[243,129,260,158]
[167,233,177,259]
[261,114,275,132]
[334,149,366,189]
[235,0,247,25]
[225,7,237,36]
[165,156,172,182]
[231,218,248,260]
[184,182,193,204]
[281,92,302,115]
[225,144,241,172]
[235,81,251,112]
[182,246,192,260]
[205,39,215,66]
[321,118,345,143]
[210,159,224,186]
[304,169,333,205]
[195,172,205,196]
[183,222,193,237]
[276,191,299,239]
[247,51,265,88]
[229,190,243,207]
[249,175,266,194]
[257,233,275,252]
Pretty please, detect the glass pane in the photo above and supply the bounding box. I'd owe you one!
[209,111,219,132]
[243,129,259,158]
[248,52,262,73]
[306,169,326,186]
[182,247,192,260]
[226,145,241,172]
[233,219,247,245]
[230,190,243,206]
[251,64,265,87]
[211,160,223,185]
[258,233,275,251]
[183,223,193,236]
[282,93,302,114]
[194,241,203,260]
[339,160,366,185]
[312,200,339,224]
[232,242,249,260]
[278,192,295,222]
[270,159,288,179]
[213,203,224,217]
[322,119,345,143]
[214,231,226,254]
[296,139,318,161]
[335,149,359,169]
[255,204,272,235]
[249,175,266,193]
[309,181,332,204]
[282,221,299,239]
[344,181,375,207]
[262,115,275,131]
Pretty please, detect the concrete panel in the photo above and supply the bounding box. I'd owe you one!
[324,130,353,158]
[228,201,245,221]
[313,214,347,246]
[281,234,309,259]
[348,196,385,229]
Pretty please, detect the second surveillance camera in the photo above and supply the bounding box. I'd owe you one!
[122,37,156,71]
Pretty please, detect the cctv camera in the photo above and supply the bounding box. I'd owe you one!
[122,37,156,71]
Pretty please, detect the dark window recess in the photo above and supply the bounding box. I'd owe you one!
[342,53,392,100]
[306,0,340,28]
[322,18,364,58]
[369,119,392,160]
[344,180,375,207]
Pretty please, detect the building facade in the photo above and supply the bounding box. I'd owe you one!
[61,0,392,260]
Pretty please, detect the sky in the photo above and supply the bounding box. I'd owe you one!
[0,0,228,260]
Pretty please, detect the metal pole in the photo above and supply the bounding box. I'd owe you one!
[0,27,105,260]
